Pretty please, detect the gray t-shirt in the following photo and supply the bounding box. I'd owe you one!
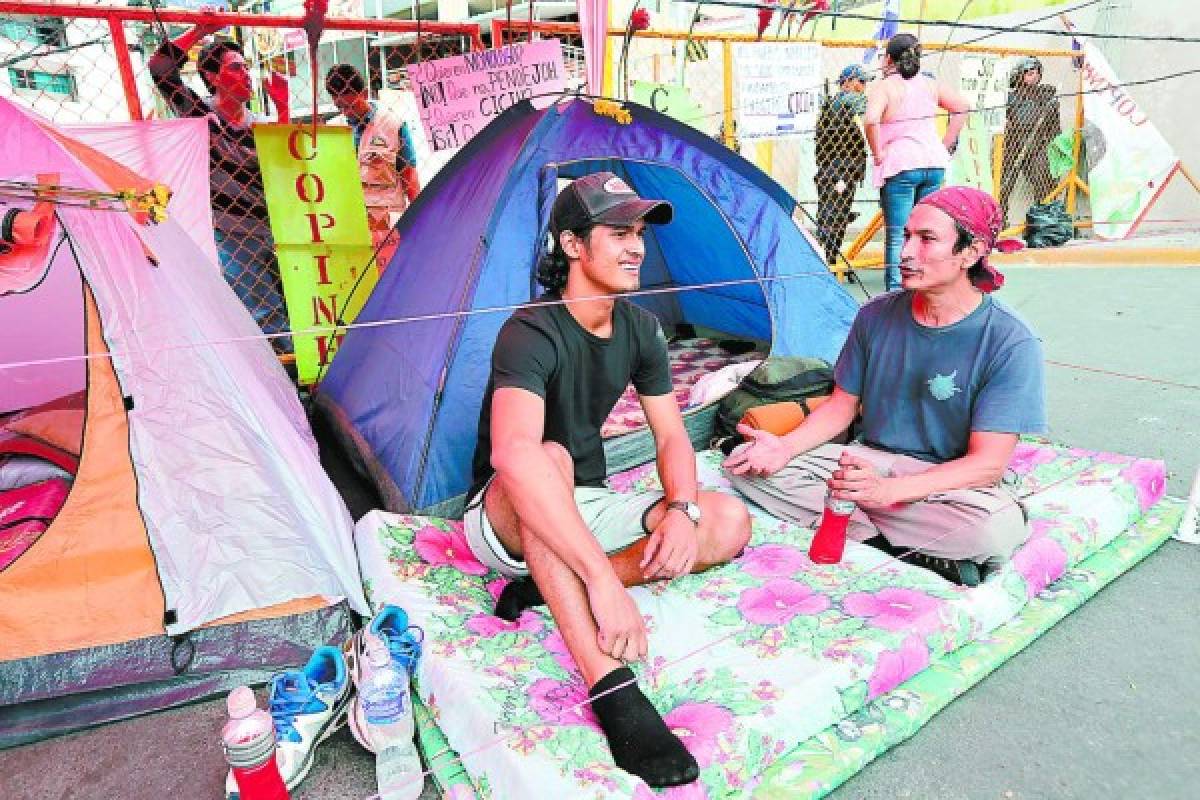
[834,291,1047,463]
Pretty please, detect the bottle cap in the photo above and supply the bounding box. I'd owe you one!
[226,685,257,719]
[365,632,390,668]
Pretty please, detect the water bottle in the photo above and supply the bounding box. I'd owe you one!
[360,636,423,800]
[809,490,856,564]
[221,686,290,800]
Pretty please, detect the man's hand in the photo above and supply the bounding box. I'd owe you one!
[640,509,698,581]
[723,424,794,477]
[265,72,289,111]
[193,5,225,39]
[587,577,647,663]
[828,451,902,509]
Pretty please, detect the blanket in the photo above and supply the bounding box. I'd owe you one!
[355,442,1168,798]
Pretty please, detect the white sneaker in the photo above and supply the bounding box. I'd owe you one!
[343,604,423,754]
[224,646,351,798]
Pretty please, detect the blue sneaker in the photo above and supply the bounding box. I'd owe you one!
[224,646,351,798]
[344,604,423,753]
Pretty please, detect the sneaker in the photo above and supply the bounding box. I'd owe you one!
[900,551,983,587]
[344,604,424,754]
[224,646,351,798]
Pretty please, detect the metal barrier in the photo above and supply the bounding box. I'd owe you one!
[494,18,1088,278]
[0,2,482,353]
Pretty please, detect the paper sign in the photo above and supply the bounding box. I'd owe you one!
[733,43,823,140]
[407,41,567,153]
[630,81,713,134]
[959,56,1016,134]
[254,125,379,384]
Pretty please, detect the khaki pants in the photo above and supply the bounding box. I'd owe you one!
[727,444,1029,565]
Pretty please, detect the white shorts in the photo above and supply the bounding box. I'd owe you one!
[462,477,664,578]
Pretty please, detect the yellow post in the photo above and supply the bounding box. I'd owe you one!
[1066,68,1086,216]
[723,42,735,149]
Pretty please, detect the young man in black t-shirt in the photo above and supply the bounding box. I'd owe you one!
[463,172,752,788]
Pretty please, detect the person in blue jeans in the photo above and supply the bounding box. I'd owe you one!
[865,34,969,290]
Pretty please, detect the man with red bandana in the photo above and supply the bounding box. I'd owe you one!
[724,186,1045,586]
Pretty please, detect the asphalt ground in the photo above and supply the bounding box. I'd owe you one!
[4,263,1197,800]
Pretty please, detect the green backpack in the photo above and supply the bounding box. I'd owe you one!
[714,356,835,438]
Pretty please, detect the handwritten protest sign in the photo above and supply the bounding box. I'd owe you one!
[733,43,823,140]
[255,125,378,384]
[407,40,567,153]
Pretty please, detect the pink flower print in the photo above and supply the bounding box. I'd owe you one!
[634,783,709,800]
[1008,443,1057,475]
[752,680,780,703]
[465,612,543,638]
[842,588,945,635]
[1011,536,1068,598]
[1027,517,1056,540]
[739,544,807,579]
[1120,458,1166,512]
[413,525,488,575]
[528,678,599,729]
[663,702,734,768]
[737,579,831,625]
[542,627,579,674]
[485,577,509,603]
[866,634,929,700]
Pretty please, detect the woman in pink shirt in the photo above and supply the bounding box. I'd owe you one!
[865,34,970,291]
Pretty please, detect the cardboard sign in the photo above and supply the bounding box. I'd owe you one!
[254,125,379,384]
[733,43,823,140]
[407,41,567,153]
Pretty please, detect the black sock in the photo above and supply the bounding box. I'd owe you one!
[493,578,544,621]
[862,535,903,557]
[588,667,699,788]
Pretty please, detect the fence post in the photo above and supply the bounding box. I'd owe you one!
[722,42,734,149]
[107,15,144,121]
[1067,68,1085,216]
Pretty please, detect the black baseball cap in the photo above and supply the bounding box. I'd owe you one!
[550,172,673,236]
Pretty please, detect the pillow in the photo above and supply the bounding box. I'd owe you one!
[0,430,78,473]
[0,477,71,572]
[0,455,73,491]
[4,408,85,456]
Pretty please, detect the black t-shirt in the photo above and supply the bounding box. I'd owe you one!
[469,295,674,499]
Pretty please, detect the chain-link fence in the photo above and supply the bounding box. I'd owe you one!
[1,3,1088,302]
[495,19,1084,275]
[0,2,481,356]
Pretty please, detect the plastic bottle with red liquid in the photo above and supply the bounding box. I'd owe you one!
[221,685,290,800]
[809,490,856,564]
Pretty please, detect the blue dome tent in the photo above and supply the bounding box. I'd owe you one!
[318,97,858,515]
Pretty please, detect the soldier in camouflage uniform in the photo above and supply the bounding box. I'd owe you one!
[814,64,872,265]
[998,57,1062,225]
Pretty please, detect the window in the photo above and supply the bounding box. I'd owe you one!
[8,68,78,100]
[0,17,68,48]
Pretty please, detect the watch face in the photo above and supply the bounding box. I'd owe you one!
[683,502,702,524]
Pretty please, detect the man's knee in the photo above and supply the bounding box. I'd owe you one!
[700,495,752,565]
[979,501,1030,563]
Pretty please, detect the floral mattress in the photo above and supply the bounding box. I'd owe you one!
[355,442,1176,799]
[601,338,763,439]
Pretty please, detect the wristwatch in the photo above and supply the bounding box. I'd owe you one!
[666,500,702,526]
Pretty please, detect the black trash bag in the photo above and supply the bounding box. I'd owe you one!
[1024,200,1073,248]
